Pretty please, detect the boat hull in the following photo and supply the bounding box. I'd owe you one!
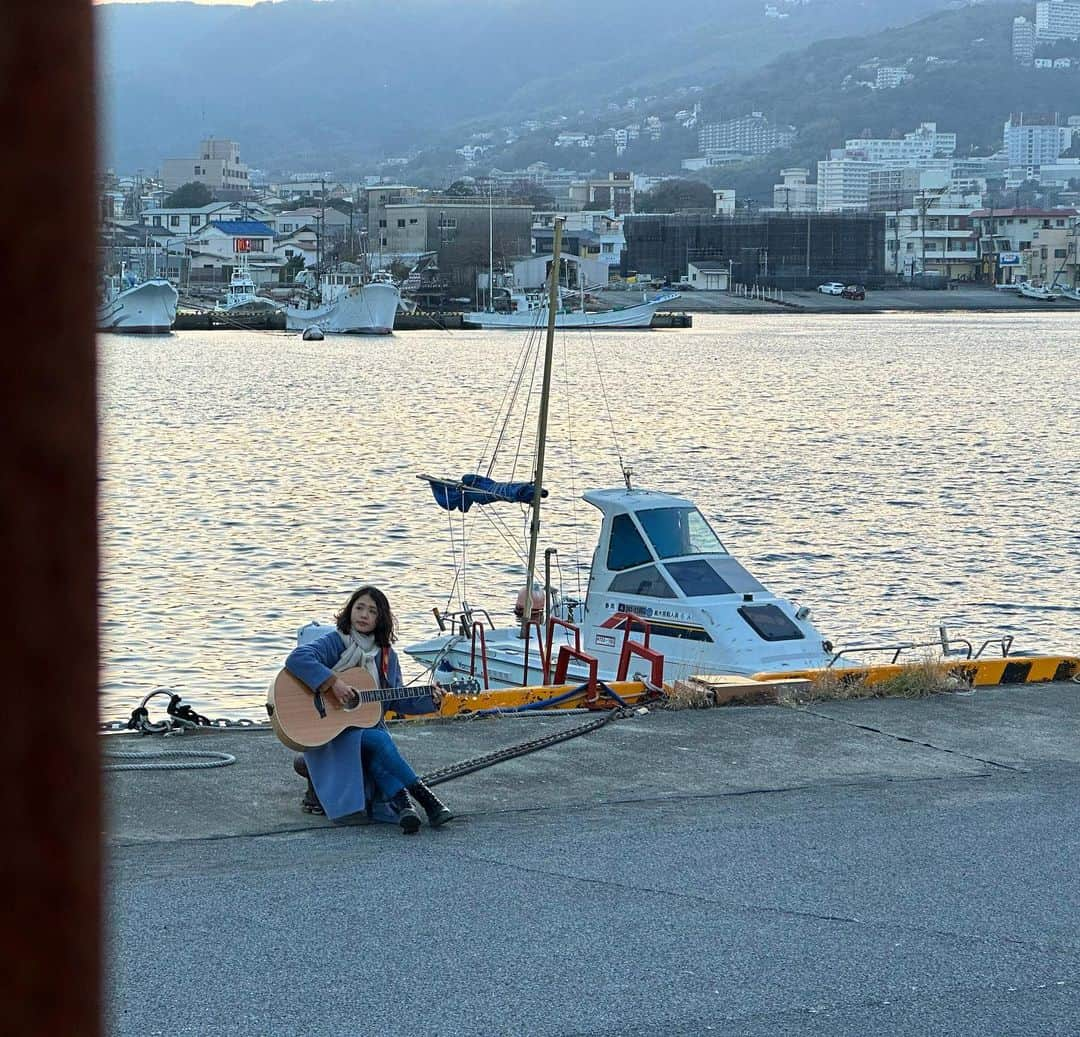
[285,281,400,334]
[97,279,178,333]
[462,293,680,330]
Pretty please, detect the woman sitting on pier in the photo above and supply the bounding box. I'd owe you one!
[285,585,453,834]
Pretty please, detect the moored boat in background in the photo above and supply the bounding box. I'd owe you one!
[98,267,178,333]
[285,268,400,334]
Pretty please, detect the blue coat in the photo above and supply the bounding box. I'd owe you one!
[284,630,435,821]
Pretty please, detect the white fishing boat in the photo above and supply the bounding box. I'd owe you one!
[1017,281,1059,301]
[285,268,400,334]
[403,219,853,689]
[463,288,680,330]
[1057,286,1080,302]
[97,267,178,334]
[215,256,283,316]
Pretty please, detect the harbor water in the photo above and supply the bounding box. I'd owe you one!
[99,312,1080,720]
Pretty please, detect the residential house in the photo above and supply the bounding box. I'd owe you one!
[184,219,282,285]
[884,196,982,281]
[532,210,626,274]
[969,207,1078,283]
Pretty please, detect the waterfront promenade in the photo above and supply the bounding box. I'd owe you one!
[106,681,1080,1036]
[638,285,1080,314]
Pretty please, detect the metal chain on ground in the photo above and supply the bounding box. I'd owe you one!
[102,750,237,772]
[419,705,642,788]
[99,688,266,736]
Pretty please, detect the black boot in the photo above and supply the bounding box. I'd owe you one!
[388,789,421,834]
[408,781,454,828]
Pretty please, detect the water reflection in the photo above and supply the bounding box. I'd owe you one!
[99,312,1080,718]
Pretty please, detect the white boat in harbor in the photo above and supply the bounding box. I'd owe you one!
[1017,281,1059,301]
[463,287,680,330]
[98,268,178,334]
[215,257,283,317]
[404,219,843,688]
[284,268,400,334]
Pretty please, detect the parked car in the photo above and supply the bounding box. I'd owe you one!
[841,284,866,300]
[817,281,845,295]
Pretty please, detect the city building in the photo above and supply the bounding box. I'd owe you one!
[697,112,797,157]
[883,197,981,281]
[622,211,885,289]
[875,66,914,89]
[379,199,532,294]
[768,168,818,212]
[844,123,956,163]
[970,207,1078,283]
[1035,0,1080,40]
[568,172,635,215]
[1004,113,1075,167]
[532,210,625,272]
[1013,16,1037,63]
[162,138,251,197]
[817,149,874,211]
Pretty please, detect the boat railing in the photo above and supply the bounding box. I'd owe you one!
[468,618,490,690]
[518,618,549,686]
[828,630,1014,667]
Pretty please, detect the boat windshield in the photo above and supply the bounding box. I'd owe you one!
[635,507,726,559]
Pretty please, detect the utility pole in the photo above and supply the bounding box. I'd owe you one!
[319,177,326,271]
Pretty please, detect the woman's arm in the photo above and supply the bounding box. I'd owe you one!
[284,631,344,694]
[384,648,439,715]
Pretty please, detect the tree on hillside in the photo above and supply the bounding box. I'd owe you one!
[164,181,214,208]
[636,179,715,213]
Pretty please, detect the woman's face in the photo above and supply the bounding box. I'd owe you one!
[350,594,379,635]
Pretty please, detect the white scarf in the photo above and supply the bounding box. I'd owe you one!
[334,630,382,684]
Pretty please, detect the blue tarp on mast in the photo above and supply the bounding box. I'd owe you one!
[421,473,547,513]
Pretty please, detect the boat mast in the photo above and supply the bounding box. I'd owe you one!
[488,181,494,312]
[519,216,564,637]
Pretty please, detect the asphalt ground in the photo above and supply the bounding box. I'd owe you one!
[104,681,1080,1036]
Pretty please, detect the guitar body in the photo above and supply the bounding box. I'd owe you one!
[269,666,383,752]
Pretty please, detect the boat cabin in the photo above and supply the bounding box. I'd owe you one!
[578,488,831,678]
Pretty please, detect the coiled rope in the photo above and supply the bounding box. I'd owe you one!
[102,749,236,772]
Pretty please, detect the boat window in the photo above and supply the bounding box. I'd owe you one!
[607,513,653,571]
[607,565,676,598]
[664,559,733,597]
[737,604,805,642]
[636,507,726,559]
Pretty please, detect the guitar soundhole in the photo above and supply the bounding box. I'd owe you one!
[342,689,361,712]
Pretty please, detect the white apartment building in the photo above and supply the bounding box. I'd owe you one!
[769,168,818,212]
[162,138,251,196]
[1004,113,1075,166]
[1013,16,1037,62]
[1035,0,1080,39]
[698,112,797,156]
[844,122,956,163]
[875,67,913,89]
[817,149,874,211]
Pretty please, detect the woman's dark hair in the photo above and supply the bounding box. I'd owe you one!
[336,585,398,645]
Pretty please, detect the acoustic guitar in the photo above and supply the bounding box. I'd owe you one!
[267,666,480,751]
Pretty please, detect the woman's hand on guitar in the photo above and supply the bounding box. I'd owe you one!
[330,679,357,707]
[432,684,444,707]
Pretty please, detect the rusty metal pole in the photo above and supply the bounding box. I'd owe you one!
[0,4,101,1034]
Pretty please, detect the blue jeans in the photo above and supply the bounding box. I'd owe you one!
[361,727,418,800]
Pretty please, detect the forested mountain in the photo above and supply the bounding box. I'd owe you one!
[97,0,958,173]
[442,0,1076,202]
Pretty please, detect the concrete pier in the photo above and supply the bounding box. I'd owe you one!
[106,680,1080,1035]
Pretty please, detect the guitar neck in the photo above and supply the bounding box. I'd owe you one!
[353,684,438,706]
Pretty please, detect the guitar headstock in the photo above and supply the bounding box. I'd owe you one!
[446,677,482,695]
